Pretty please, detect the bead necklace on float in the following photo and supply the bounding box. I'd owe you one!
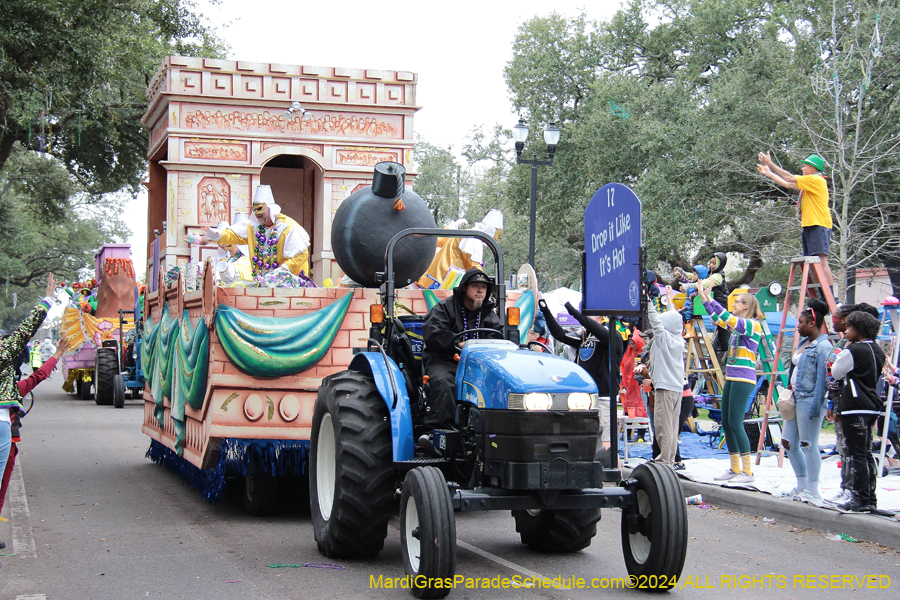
[249,185,282,278]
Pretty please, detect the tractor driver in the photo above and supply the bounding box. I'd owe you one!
[420,269,502,441]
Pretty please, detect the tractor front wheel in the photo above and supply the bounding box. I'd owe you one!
[94,349,118,406]
[400,466,456,599]
[112,374,126,409]
[620,461,688,589]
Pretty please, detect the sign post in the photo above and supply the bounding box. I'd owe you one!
[582,183,643,472]
[583,183,643,316]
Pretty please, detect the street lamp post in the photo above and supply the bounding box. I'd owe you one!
[512,119,560,267]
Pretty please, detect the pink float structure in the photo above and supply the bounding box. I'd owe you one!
[61,244,137,404]
[139,57,454,511]
[142,56,420,285]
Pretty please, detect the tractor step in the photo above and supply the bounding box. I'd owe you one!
[394,457,451,468]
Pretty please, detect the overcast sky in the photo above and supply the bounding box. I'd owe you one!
[123,0,623,278]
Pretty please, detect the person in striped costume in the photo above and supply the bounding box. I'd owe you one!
[0,274,54,550]
[697,280,764,484]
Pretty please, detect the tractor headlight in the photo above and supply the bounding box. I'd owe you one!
[523,393,553,411]
[567,393,593,411]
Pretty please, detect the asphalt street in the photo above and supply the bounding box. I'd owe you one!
[1,371,898,600]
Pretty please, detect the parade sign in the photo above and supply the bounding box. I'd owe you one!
[582,183,642,315]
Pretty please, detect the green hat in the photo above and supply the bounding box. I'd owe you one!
[802,154,825,172]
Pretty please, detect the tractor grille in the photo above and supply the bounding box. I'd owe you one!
[482,410,599,462]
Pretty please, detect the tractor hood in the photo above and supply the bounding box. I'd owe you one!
[455,341,598,410]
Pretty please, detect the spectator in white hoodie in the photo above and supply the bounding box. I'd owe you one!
[647,286,686,467]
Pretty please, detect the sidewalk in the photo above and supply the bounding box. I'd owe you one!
[677,477,900,550]
[621,461,900,550]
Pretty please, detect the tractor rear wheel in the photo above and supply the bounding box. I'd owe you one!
[94,349,118,406]
[513,507,601,552]
[309,370,394,558]
[620,461,688,589]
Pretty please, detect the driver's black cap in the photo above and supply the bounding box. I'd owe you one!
[467,272,491,285]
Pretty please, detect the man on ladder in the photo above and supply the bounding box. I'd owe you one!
[755,150,840,466]
[756,151,834,287]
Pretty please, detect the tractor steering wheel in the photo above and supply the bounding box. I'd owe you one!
[451,328,504,347]
[526,340,553,354]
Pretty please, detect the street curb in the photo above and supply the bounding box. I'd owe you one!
[620,466,900,549]
[678,478,900,550]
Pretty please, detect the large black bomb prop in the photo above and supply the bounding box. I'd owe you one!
[332,162,437,287]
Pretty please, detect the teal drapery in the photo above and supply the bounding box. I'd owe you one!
[215,292,352,378]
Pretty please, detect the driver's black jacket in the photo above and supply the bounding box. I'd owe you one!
[420,269,503,430]
[421,268,503,365]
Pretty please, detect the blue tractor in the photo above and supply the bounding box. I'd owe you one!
[309,229,688,598]
[112,289,146,408]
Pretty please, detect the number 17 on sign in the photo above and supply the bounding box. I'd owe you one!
[607,188,614,207]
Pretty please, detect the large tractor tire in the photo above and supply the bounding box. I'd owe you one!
[243,468,279,516]
[400,467,456,599]
[620,461,688,590]
[310,370,394,558]
[94,348,118,406]
[112,374,126,409]
[513,507,601,553]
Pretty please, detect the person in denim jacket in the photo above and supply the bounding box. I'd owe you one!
[781,299,833,503]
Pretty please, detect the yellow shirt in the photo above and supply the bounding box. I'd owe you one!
[796,175,831,229]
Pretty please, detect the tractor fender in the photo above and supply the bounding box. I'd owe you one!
[348,353,415,461]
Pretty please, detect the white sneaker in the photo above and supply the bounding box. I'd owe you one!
[798,490,821,503]
[824,489,851,504]
[713,469,739,481]
[730,473,755,484]
[781,487,802,500]
[798,490,822,504]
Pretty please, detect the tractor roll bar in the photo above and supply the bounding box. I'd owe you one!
[380,228,508,338]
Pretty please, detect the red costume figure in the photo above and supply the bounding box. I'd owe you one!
[620,329,647,418]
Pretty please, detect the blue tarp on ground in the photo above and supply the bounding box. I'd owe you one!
[618,431,837,461]
[618,432,730,460]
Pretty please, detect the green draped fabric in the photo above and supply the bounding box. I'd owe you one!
[215,292,352,377]
[172,419,186,457]
[142,315,158,383]
[150,355,164,429]
[153,303,179,429]
[515,290,536,345]
[177,310,209,415]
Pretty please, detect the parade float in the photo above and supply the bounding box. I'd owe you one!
[60,244,137,404]
[139,57,535,513]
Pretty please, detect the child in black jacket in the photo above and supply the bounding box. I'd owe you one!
[831,311,886,513]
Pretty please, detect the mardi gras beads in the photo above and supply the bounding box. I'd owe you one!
[252,225,279,277]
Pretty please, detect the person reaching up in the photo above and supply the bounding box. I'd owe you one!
[697,278,764,484]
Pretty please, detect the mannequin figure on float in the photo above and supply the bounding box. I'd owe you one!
[187,185,311,279]
[415,209,504,289]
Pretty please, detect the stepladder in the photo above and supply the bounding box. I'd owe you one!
[876,305,900,477]
[756,256,838,464]
[684,314,724,398]
[754,315,789,465]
